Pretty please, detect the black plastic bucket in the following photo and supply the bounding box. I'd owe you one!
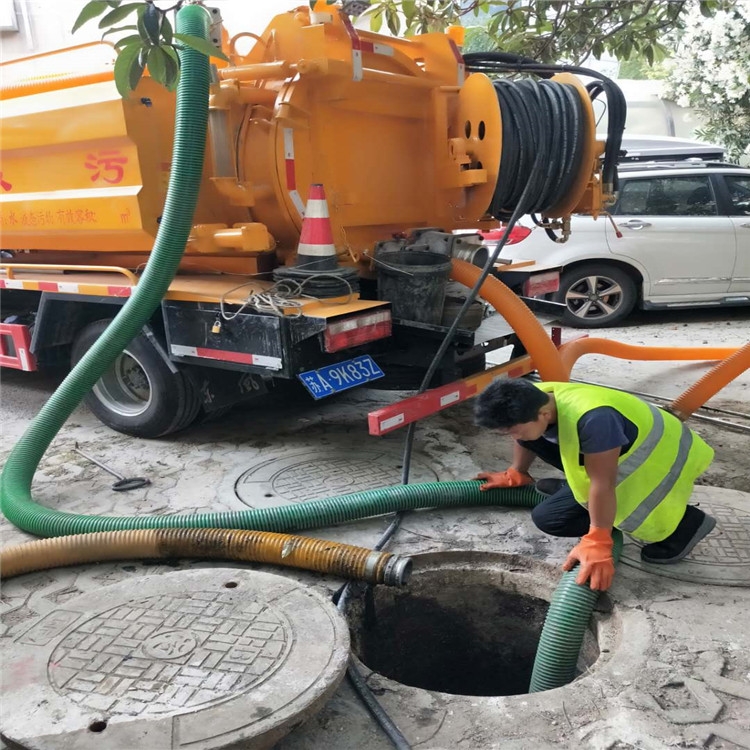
[376,250,452,325]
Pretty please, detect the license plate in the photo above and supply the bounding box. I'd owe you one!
[298,355,384,400]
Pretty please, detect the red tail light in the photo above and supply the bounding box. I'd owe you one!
[480,225,532,245]
[324,310,392,352]
[506,225,532,244]
[522,270,559,297]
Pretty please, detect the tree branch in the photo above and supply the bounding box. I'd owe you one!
[595,0,685,47]
[534,1,565,63]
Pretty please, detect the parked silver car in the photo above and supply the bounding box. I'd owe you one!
[498,160,750,327]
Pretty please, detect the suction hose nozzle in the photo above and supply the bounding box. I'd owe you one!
[0,528,413,586]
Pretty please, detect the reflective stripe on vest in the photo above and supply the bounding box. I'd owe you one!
[616,403,664,483]
[617,405,694,533]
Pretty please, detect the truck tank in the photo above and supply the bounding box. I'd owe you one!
[0,4,602,276]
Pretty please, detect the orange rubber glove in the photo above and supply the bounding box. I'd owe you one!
[474,467,534,491]
[562,526,615,591]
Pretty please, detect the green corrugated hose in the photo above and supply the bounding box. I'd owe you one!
[0,4,211,528]
[529,529,623,693]
[3,479,540,537]
[0,2,615,695]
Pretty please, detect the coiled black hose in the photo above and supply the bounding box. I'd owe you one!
[488,77,585,219]
[463,52,627,214]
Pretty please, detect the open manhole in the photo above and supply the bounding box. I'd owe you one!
[344,552,608,697]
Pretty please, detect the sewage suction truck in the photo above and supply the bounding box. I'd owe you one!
[0,2,624,438]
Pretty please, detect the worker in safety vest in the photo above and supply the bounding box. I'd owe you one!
[474,378,716,591]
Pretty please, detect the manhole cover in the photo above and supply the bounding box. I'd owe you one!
[2,569,349,749]
[235,448,440,506]
[46,593,293,716]
[620,488,750,587]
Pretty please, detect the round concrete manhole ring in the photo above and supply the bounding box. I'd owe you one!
[234,447,440,506]
[620,488,750,587]
[343,551,618,696]
[2,569,349,750]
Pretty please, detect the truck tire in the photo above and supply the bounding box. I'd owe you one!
[553,264,637,328]
[71,319,201,438]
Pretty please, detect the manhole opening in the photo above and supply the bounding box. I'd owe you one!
[346,566,600,696]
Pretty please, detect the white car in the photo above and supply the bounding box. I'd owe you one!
[497,161,750,327]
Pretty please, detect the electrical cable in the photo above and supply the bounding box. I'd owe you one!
[333,87,554,750]
[217,270,357,321]
[336,54,626,749]
[335,583,412,750]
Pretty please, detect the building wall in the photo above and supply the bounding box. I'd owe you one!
[592,78,707,141]
[0,0,305,62]
[1,0,85,60]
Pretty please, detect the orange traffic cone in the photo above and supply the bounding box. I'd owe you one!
[296,184,338,271]
[274,183,359,297]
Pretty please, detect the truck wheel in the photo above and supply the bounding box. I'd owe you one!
[553,264,637,328]
[71,319,201,438]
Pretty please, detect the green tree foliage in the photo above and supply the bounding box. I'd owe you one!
[72,0,227,97]
[358,1,718,66]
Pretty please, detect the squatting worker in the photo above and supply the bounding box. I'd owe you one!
[473,378,716,591]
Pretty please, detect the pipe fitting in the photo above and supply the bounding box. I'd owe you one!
[381,553,413,586]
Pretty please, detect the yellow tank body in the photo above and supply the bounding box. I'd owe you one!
[0,43,252,271]
[0,4,602,275]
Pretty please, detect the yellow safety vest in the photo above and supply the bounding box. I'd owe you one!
[536,382,714,542]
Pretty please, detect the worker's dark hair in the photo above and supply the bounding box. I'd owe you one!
[474,378,549,429]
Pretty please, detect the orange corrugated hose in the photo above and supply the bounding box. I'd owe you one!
[0,71,115,100]
[670,341,750,421]
[450,259,568,382]
[0,528,412,585]
[558,338,739,380]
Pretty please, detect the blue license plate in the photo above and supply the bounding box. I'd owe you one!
[298,355,384,400]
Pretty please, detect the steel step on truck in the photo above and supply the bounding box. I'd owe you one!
[0,2,617,438]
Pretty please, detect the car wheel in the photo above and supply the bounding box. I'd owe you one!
[554,264,637,328]
[71,319,201,438]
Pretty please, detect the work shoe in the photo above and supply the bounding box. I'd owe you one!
[640,505,716,564]
[535,478,568,497]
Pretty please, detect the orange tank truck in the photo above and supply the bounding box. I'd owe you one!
[0,3,616,438]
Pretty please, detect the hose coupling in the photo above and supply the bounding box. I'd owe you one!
[382,554,413,586]
[363,550,412,586]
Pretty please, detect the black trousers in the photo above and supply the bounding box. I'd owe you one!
[518,437,590,539]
